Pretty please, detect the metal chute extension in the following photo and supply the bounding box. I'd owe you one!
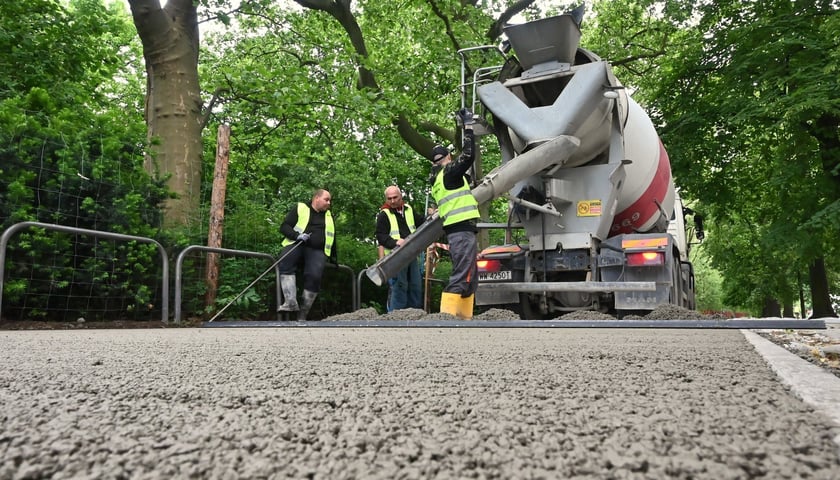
[365,135,580,286]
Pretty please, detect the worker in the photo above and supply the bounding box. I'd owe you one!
[429,108,480,319]
[375,185,425,311]
[276,188,336,320]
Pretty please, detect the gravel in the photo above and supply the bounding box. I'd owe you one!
[324,304,840,386]
[2,327,840,478]
[758,328,840,380]
[326,304,713,322]
[3,305,839,478]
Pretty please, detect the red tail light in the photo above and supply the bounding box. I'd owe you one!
[626,251,665,266]
[477,258,502,272]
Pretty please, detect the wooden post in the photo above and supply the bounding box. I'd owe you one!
[423,244,435,313]
[205,125,230,309]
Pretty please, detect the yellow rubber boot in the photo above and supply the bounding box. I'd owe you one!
[440,292,461,317]
[458,294,474,320]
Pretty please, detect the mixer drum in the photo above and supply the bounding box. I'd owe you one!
[612,99,675,235]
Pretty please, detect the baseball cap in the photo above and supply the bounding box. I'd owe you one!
[431,145,449,163]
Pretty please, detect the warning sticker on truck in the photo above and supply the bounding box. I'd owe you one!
[577,200,602,217]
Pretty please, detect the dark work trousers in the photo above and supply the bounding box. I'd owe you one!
[278,243,327,293]
[445,230,478,297]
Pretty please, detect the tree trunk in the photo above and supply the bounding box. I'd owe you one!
[798,274,806,318]
[129,0,203,228]
[782,303,793,318]
[808,257,838,318]
[761,297,781,318]
[205,125,230,308]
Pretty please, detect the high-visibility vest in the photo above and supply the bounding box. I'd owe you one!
[432,171,479,227]
[381,205,416,255]
[281,203,334,255]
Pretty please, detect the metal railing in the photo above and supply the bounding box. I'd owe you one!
[0,222,170,323]
[1,224,361,324]
[329,263,357,312]
[174,246,281,324]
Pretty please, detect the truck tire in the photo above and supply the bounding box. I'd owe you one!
[670,255,683,307]
[519,293,545,320]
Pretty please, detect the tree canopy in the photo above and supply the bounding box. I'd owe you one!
[0,0,168,320]
[2,0,838,319]
[645,0,839,315]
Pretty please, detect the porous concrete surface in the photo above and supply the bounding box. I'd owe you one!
[2,328,840,479]
[743,330,840,441]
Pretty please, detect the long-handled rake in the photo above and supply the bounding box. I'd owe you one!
[208,241,302,322]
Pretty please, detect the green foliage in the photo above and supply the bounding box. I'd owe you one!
[691,245,733,313]
[3,0,838,321]
[0,0,168,321]
[594,0,840,311]
[190,3,513,322]
[195,1,491,276]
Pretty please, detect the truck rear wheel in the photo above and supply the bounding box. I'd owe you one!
[519,293,546,320]
[670,255,683,307]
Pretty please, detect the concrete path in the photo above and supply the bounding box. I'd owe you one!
[1,328,839,479]
[744,320,840,446]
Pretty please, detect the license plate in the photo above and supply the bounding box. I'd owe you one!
[479,270,512,281]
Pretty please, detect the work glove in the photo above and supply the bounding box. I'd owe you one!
[296,232,310,243]
[455,108,476,127]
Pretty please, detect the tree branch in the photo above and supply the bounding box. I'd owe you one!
[486,0,537,41]
[295,0,444,159]
[426,0,463,52]
[200,87,229,130]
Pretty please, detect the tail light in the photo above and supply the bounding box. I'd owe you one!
[477,258,502,272]
[626,251,665,266]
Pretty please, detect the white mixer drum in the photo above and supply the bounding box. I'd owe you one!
[611,99,675,235]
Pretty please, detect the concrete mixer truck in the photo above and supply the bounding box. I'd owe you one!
[365,11,701,319]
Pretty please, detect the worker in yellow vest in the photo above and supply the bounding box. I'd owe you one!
[429,108,480,319]
[375,185,426,311]
[277,189,336,320]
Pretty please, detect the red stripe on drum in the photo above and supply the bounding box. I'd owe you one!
[611,141,672,236]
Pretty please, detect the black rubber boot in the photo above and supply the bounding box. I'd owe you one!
[298,290,318,320]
